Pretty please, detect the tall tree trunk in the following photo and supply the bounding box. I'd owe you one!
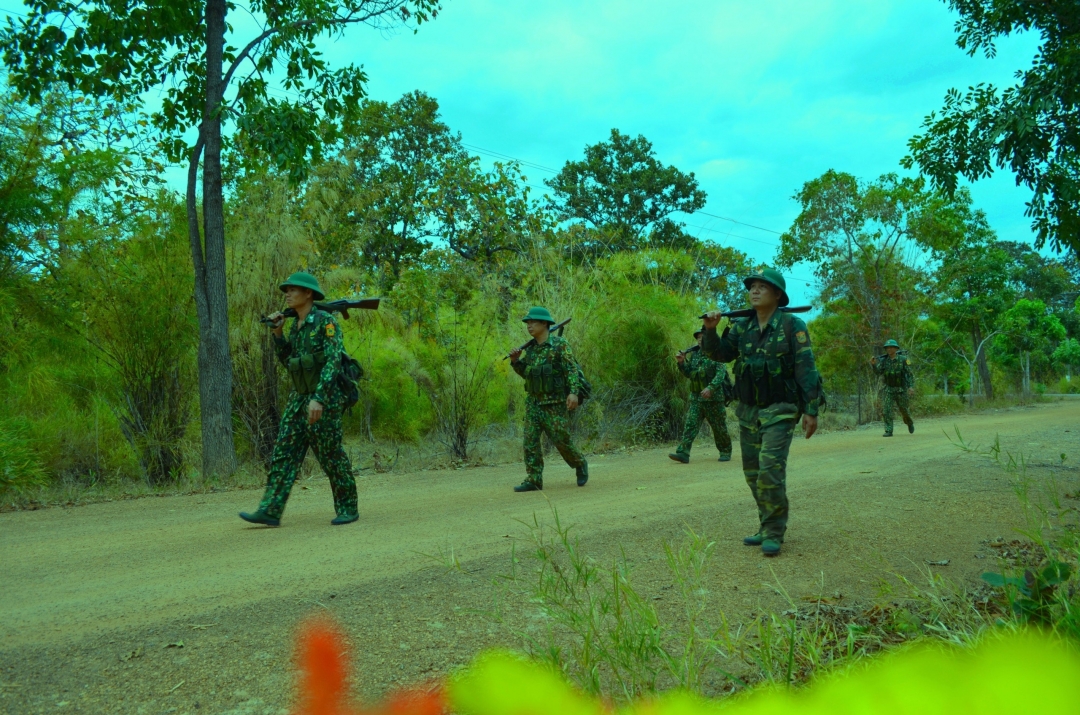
[972,324,994,401]
[186,0,237,479]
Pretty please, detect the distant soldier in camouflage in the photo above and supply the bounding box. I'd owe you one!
[239,272,358,527]
[509,307,588,492]
[871,339,915,437]
[669,328,733,463]
[702,268,824,557]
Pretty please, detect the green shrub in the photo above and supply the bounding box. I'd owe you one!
[0,418,48,498]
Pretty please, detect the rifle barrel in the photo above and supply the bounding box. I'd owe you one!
[260,297,381,326]
[698,305,813,320]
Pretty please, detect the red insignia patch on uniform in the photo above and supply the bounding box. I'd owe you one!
[325,323,336,337]
[796,331,808,344]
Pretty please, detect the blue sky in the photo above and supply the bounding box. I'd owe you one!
[0,0,1044,304]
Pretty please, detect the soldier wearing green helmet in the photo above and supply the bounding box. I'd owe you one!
[701,268,824,557]
[239,272,358,527]
[508,306,589,492]
[871,339,915,437]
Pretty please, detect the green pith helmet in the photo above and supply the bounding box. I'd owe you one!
[884,339,900,348]
[743,267,789,307]
[279,272,325,301]
[694,327,704,338]
[522,306,556,325]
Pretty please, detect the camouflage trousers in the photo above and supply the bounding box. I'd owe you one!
[524,400,585,486]
[883,388,913,435]
[739,418,796,541]
[258,400,357,520]
[676,398,732,457]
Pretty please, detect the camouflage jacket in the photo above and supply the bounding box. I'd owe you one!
[702,311,822,426]
[273,308,345,410]
[511,335,584,406]
[678,350,728,401]
[874,353,914,390]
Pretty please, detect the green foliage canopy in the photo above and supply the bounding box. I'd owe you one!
[904,0,1080,255]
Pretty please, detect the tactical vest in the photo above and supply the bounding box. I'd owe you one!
[732,313,799,408]
[882,355,907,388]
[287,351,328,395]
[689,355,717,393]
[525,358,568,399]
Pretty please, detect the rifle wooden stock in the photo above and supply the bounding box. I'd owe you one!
[504,318,571,360]
[261,297,381,326]
[698,305,813,320]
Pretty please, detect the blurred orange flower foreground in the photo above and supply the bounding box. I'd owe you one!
[293,615,1080,715]
[292,617,447,715]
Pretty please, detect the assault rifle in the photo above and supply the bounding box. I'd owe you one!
[698,305,813,320]
[504,318,571,360]
[260,297,381,326]
[677,345,701,356]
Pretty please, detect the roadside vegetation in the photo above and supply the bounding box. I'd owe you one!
[489,434,1079,703]
[3,0,1080,514]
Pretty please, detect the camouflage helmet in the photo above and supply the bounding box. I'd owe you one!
[883,339,900,349]
[743,267,789,307]
[279,272,325,301]
[522,306,556,324]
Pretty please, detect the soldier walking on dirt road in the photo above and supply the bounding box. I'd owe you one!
[669,328,733,463]
[239,272,358,527]
[509,307,589,493]
[701,268,824,557]
[871,339,915,437]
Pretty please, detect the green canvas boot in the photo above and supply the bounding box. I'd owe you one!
[576,461,589,487]
[761,539,782,556]
[718,454,732,462]
[514,480,542,493]
[331,514,359,525]
[668,452,689,464]
[239,510,280,527]
[743,533,765,546]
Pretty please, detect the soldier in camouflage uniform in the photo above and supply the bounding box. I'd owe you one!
[509,307,588,492]
[669,329,733,463]
[702,268,823,557]
[239,272,358,527]
[871,339,915,437]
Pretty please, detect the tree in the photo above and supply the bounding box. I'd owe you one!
[777,171,955,351]
[304,91,467,284]
[904,0,1080,255]
[2,0,441,477]
[1052,337,1080,382]
[545,129,706,255]
[995,299,1066,396]
[0,89,147,276]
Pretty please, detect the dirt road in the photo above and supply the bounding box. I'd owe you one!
[2,402,1078,714]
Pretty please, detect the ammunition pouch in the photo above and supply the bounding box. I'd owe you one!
[735,352,797,408]
[287,351,327,395]
[525,361,567,399]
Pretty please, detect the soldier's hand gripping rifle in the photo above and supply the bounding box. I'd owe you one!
[677,344,701,357]
[503,318,571,360]
[260,297,381,326]
[698,305,813,320]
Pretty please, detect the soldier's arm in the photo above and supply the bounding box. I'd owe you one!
[559,340,584,395]
[273,329,292,363]
[701,321,740,363]
[790,318,822,417]
[313,314,344,406]
[705,359,728,393]
[903,358,915,389]
[871,359,884,375]
[511,353,528,378]
[677,355,694,378]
